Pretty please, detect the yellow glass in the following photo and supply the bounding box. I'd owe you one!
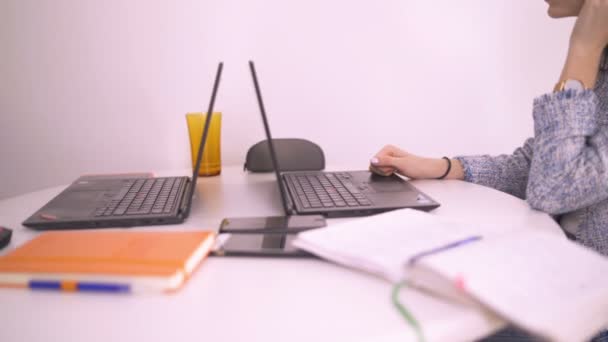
[186,112,222,176]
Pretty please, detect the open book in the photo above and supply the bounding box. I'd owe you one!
[293,209,608,342]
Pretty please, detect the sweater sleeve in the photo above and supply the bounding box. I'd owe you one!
[525,89,608,215]
[454,138,534,200]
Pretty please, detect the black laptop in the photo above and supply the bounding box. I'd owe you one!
[248,61,440,217]
[23,63,223,230]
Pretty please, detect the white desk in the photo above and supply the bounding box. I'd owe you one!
[0,166,562,342]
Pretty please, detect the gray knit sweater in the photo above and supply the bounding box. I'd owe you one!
[455,48,608,256]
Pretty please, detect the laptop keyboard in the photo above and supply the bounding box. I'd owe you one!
[285,172,372,209]
[94,177,185,217]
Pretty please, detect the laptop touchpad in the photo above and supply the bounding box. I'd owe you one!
[368,175,413,193]
[43,190,106,217]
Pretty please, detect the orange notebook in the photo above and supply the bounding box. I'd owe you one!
[0,230,215,293]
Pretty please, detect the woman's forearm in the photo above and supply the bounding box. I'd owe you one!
[560,0,608,89]
[446,158,465,180]
[559,44,604,88]
[419,157,464,180]
[527,90,607,215]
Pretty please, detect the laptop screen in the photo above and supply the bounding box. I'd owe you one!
[184,62,223,211]
[248,61,291,216]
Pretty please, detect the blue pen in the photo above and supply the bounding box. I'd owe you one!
[407,235,483,266]
[29,280,131,293]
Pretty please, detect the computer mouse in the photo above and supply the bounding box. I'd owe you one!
[0,226,13,250]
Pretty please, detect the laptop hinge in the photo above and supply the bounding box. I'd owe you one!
[281,177,296,215]
[179,178,192,216]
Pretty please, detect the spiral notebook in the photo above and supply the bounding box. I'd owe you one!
[293,209,608,342]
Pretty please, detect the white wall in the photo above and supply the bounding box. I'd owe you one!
[0,0,574,199]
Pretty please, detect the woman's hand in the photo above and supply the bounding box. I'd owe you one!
[560,0,608,88]
[369,145,464,180]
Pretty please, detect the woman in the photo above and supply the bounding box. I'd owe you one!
[371,0,608,340]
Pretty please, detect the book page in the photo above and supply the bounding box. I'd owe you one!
[293,209,479,282]
[413,232,608,342]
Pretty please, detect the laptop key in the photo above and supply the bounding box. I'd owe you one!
[163,200,177,213]
[343,183,361,194]
[357,200,372,206]
[126,210,149,215]
[140,205,153,213]
[113,208,127,216]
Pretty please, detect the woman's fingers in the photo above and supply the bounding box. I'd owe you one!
[370,155,399,176]
[369,164,394,176]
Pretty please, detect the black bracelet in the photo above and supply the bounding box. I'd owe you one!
[436,157,451,180]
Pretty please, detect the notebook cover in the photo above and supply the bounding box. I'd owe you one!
[0,230,215,279]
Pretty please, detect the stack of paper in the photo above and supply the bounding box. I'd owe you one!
[410,231,608,342]
[293,209,608,341]
[293,209,478,282]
